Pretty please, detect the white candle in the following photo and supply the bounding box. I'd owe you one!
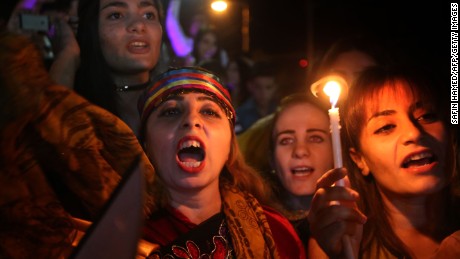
[322,80,354,259]
[328,107,343,169]
[328,106,345,187]
[323,81,345,185]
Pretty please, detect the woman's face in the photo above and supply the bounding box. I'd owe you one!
[144,92,232,194]
[197,32,218,62]
[273,103,333,196]
[351,82,448,199]
[99,0,162,83]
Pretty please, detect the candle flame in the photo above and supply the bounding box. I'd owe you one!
[323,81,341,108]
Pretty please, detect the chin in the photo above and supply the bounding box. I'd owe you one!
[125,61,156,72]
[137,63,157,72]
[424,180,447,194]
[405,179,447,196]
[291,188,314,197]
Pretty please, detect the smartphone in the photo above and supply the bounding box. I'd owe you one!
[19,13,50,32]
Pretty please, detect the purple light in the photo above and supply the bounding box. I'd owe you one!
[166,17,193,57]
[165,0,193,57]
[22,0,38,10]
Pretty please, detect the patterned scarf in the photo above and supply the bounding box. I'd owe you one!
[0,84,155,258]
[0,31,156,258]
[220,183,280,259]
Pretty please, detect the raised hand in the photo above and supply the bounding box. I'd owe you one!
[307,168,367,258]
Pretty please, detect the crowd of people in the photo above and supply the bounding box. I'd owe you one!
[0,0,459,258]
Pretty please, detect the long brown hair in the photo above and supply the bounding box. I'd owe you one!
[342,66,460,257]
[223,134,273,205]
[75,0,164,116]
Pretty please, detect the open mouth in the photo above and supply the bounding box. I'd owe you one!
[177,137,205,172]
[132,41,146,46]
[291,166,314,176]
[127,40,150,53]
[402,151,437,168]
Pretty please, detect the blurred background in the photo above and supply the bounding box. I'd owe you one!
[176,0,449,85]
[1,0,450,95]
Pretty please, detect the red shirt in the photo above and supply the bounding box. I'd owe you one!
[143,205,306,259]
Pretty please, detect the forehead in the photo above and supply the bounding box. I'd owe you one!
[99,0,156,7]
[363,80,417,116]
[161,92,219,104]
[275,103,329,130]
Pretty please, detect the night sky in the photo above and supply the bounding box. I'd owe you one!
[249,0,450,67]
[175,0,451,91]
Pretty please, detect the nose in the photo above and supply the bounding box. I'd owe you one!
[182,111,202,129]
[401,118,423,145]
[127,16,146,33]
[292,142,310,158]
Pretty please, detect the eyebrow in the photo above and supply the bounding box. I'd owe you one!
[139,0,156,8]
[307,128,329,134]
[197,95,217,103]
[100,0,155,10]
[275,128,328,138]
[367,110,396,123]
[100,1,127,10]
[165,95,184,102]
[275,130,295,139]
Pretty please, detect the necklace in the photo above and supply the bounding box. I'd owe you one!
[273,203,308,221]
[115,81,150,92]
[283,209,309,221]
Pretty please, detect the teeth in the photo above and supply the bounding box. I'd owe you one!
[131,41,147,47]
[405,152,433,163]
[180,161,201,168]
[402,151,435,168]
[292,167,313,175]
[293,167,311,171]
[180,140,201,150]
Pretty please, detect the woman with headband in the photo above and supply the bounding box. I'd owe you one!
[138,67,305,258]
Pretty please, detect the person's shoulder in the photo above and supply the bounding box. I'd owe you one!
[433,230,460,258]
[263,206,307,259]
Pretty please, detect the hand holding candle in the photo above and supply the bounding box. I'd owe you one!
[311,75,355,259]
[311,75,346,176]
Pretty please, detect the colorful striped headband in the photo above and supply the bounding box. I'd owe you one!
[138,67,236,129]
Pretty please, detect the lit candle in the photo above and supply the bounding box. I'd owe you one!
[323,81,343,170]
[313,77,355,259]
